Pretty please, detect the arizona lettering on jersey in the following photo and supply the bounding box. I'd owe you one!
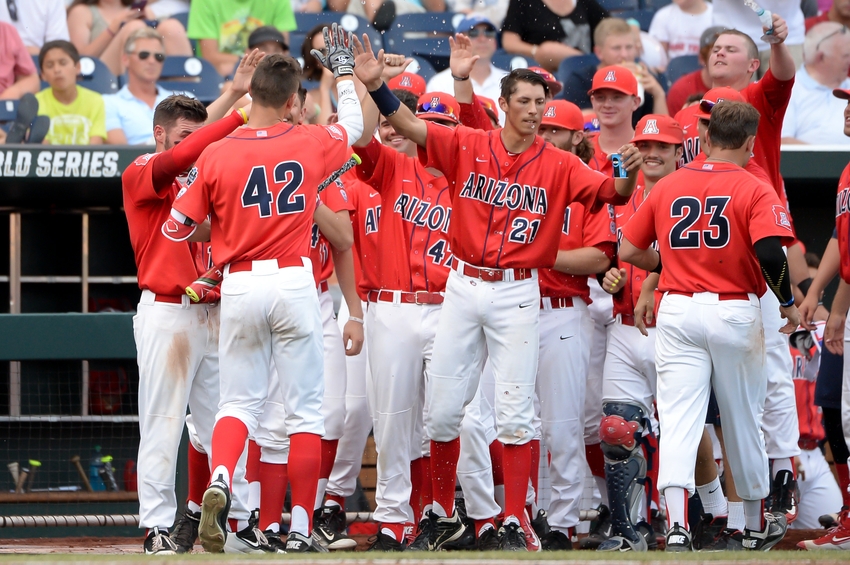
[341,172,381,301]
[421,122,624,269]
[835,163,850,284]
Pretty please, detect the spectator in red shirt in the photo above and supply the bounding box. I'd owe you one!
[666,25,726,114]
[0,21,39,99]
[805,0,850,30]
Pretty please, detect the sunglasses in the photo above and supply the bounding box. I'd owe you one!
[133,51,166,62]
[417,101,458,120]
[817,25,848,52]
[467,28,497,39]
[533,69,556,82]
[698,99,715,115]
[6,0,16,22]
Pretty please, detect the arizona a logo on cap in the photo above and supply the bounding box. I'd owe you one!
[400,75,413,87]
[642,119,659,135]
[431,96,441,106]
[544,106,556,118]
[604,70,617,82]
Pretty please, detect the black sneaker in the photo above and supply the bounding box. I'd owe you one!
[406,515,435,551]
[312,505,357,550]
[367,531,406,551]
[477,525,501,550]
[664,523,692,552]
[498,520,527,551]
[692,513,727,551]
[742,512,786,551]
[286,530,327,553]
[6,93,38,144]
[636,520,658,550]
[247,508,259,530]
[541,529,572,550]
[198,475,231,554]
[433,510,467,550]
[768,470,799,525]
[224,525,283,554]
[170,507,200,554]
[819,512,839,529]
[144,526,178,555]
[531,509,551,539]
[264,530,287,553]
[578,504,612,549]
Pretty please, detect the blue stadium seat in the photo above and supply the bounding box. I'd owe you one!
[665,54,700,84]
[599,0,639,12]
[168,11,197,51]
[157,56,224,104]
[617,8,656,31]
[555,53,598,101]
[290,32,308,53]
[641,0,671,10]
[491,49,530,72]
[383,13,460,72]
[33,55,119,94]
[294,13,383,51]
[0,99,18,127]
[405,55,437,83]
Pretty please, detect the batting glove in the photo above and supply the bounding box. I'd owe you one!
[311,23,356,79]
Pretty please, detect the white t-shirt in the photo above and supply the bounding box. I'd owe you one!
[648,2,713,60]
[712,0,805,51]
[0,0,69,50]
[781,66,850,145]
[426,63,509,123]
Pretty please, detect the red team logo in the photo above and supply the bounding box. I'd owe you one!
[773,205,792,229]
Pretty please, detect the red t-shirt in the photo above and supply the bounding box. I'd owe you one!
[310,180,355,286]
[622,160,795,295]
[836,163,850,284]
[586,132,614,176]
[421,123,625,269]
[790,338,826,442]
[342,172,381,300]
[355,137,453,293]
[666,70,709,117]
[805,12,830,31]
[173,122,350,266]
[612,184,655,322]
[538,203,617,303]
[123,153,207,296]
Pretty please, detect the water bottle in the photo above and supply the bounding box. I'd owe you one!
[89,446,106,491]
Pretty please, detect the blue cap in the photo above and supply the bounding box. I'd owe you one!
[455,14,497,33]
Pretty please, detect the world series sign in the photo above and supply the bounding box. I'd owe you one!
[0,147,147,179]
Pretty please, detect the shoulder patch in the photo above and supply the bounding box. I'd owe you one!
[134,153,155,166]
[325,124,345,141]
[773,205,792,229]
[186,166,198,187]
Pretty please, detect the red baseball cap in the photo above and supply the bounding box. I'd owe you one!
[584,111,600,132]
[478,95,500,126]
[528,66,563,96]
[834,88,850,100]
[632,114,684,144]
[388,72,426,97]
[541,100,584,131]
[416,92,460,124]
[589,65,638,97]
[695,86,745,119]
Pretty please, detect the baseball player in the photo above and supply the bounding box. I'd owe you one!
[123,51,263,555]
[164,28,364,554]
[352,34,642,551]
[619,100,798,551]
[595,114,685,553]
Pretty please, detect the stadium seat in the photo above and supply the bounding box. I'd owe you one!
[294,13,383,50]
[665,54,701,84]
[383,12,463,72]
[169,12,197,51]
[33,55,120,95]
[617,8,656,31]
[290,32,308,54]
[157,56,224,104]
[555,53,598,100]
[491,49,530,72]
[405,55,437,83]
[0,99,18,130]
[641,0,671,9]
[599,0,639,12]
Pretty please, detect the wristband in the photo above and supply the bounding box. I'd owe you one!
[452,74,470,81]
[651,253,662,275]
[368,82,401,118]
[348,316,364,324]
[780,296,795,308]
[236,108,248,124]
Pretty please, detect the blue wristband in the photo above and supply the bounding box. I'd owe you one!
[368,82,401,117]
[780,295,795,308]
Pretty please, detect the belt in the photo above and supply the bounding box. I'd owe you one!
[667,291,751,301]
[318,280,329,293]
[367,289,444,305]
[540,296,573,309]
[798,437,820,451]
[154,294,183,304]
[453,261,533,282]
[228,256,303,274]
[619,313,655,328]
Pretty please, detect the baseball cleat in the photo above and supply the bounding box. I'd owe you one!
[819,512,840,529]
[579,504,613,548]
[797,510,850,550]
[198,475,231,554]
[768,469,799,524]
[664,523,692,552]
[406,515,435,550]
[692,513,728,551]
[477,525,501,550]
[520,509,542,551]
[169,507,200,553]
[742,512,786,551]
[224,525,283,554]
[531,509,551,539]
[312,504,357,550]
[286,530,328,553]
[264,530,287,553]
[540,529,572,550]
[367,531,406,551]
[144,526,178,555]
[498,519,527,551]
[432,510,467,550]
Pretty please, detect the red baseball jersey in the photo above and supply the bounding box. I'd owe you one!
[586,132,614,176]
[622,160,795,296]
[538,203,617,304]
[420,122,625,269]
[612,183,656,322]
[310,179,355,286]
[836,163,850,284]
[173,122,350,266]
[124,153,206,296]
[341,172,381,300]
[789,328,826,442]
[355,137,452,293]
[675,104,702,167]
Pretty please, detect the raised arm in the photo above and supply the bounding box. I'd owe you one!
[767,13,796,82]
[352,34,428,147]
[450,34,478,105]
[355,53,413,147]
[205,49,264,124]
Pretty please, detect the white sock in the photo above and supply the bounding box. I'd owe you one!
[248,481,260,511]
[265,522,280,533]
[727,501,745,531]
[325,499,341,509]
[211,465,230,487]
[187,500,201,514]
[696,477,727,517]
[432,500,449,518]
[314,478,328,510]
[236,519,249,531]
[421,503,433,521]
[664,487,688,529]
[494,485,506,515]
[743,500,764,532]
[381,527,400,541]
[290,505,310,536]
[771,457,793,478]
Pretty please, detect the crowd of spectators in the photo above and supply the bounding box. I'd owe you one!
[0,0,848,146]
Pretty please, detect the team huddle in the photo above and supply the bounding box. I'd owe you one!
[122,13,845,555]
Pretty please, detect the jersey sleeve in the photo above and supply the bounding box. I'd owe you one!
[568,156,624,210]
[620,188,658,250]
[582,203,617,248]
[122,153,166,205]
[458,95,496,131]
[753,68,794,121]
[315,124,352,179]
[321,180,356,213]
[748,181,796,246]
[353,137,397,193]
[172,154,212,225]
[420,121,462,180]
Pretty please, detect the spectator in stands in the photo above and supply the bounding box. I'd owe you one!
[36,40,106,144]
[187,0,295,77]
[0,21,40,99]
[781,22,850,144]
[247,26,289,56]
[326,0,445,30]
[300,24,334,125]
[501,0,608,73]
[291,0,325,12]
[713,0,805,74]
[648,0,713,62]
[448,0,509,28]
[426,15,507,119]
[67,0,192,77]
[807,0,850,30]
[104,27,174,144]
[147,0,190,19]
[665,25,725,113]
[562,17,669,120]
[0,0,69,55]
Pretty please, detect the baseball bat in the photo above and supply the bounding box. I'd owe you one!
[71,456,93,492]
[7,462,19,486]
[25,460,40,493]
[318,153,361,193]
[15,465,28,494]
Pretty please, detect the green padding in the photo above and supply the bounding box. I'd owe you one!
[0,313,136,360]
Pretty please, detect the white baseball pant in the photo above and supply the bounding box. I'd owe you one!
[655,292,770,500]
[427,265,539,445]
[458,385,502,520]
[535,299,593,531]
[840,315,850,452]
[319,289,347,441]
[585,281,615,444]
[135,291,220,529]
[602,322,658,429]
[791,447,843,529]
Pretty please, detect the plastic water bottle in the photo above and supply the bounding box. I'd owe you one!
[89,446,106,491]
[744,0,782,44]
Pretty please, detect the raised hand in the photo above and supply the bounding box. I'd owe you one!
[231,48,265,96]
[352,33,385,89]
[449,34,480,79]
[381,54,413,81]
[311,23,356,79]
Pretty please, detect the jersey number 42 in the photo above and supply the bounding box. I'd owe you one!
[242,161,306,218]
